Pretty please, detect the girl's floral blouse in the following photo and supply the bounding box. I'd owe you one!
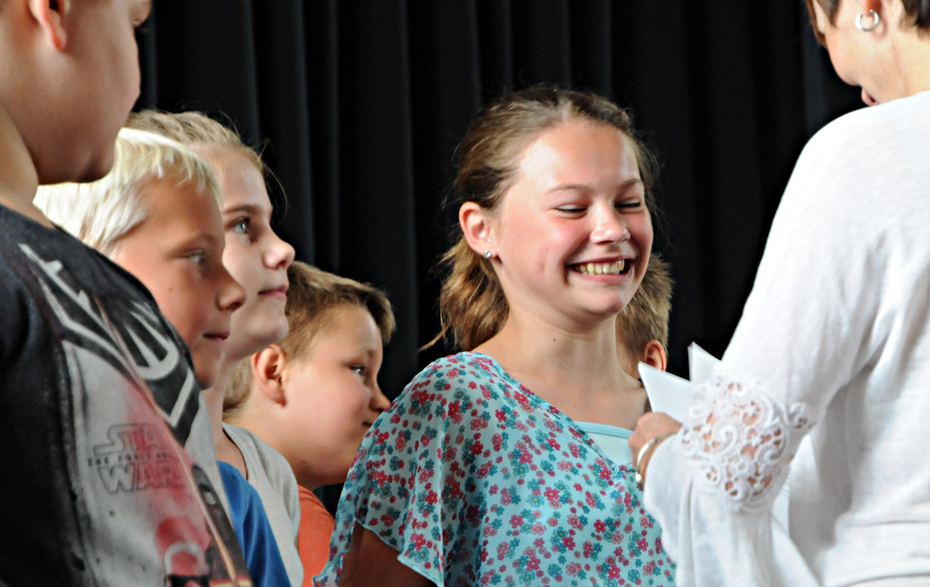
[315,352,675,587]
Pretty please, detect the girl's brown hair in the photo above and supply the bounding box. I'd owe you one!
[434,86,658,351]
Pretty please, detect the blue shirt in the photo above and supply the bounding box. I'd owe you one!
[219,462,290,587]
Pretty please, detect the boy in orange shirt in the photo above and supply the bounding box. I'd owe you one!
[226,261,394,582]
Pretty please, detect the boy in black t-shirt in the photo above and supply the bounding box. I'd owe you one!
[0,1,251,584]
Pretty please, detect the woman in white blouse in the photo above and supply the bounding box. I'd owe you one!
[629,0,930,585]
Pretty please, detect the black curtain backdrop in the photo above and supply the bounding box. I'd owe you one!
[136,0,861,402]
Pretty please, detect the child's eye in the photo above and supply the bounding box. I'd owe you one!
[556,206,586,214]
[187,251,206,265]
[351,365,366,376]
[229,218,250,235]
[615,200,642,210]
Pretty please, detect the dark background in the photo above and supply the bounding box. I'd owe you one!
[137,0,860,412]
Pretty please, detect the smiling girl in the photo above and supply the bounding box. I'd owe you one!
[316,87,674,587]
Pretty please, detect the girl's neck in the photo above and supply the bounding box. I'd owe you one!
[0,105,46,226]
[474,308,644,427]
[203,368,248,477]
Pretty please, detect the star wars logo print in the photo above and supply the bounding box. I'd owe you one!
[90,424,186,493]
[19,244,199,444]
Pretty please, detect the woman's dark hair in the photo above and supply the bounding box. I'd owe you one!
[805,0,930,44]
[432,86,658,351]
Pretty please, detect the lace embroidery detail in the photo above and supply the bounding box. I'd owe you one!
[680,368,817,512]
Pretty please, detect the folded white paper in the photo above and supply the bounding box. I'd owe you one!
[639,343,791,532]
[638,363,691,422]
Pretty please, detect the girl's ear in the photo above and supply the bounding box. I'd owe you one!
[29,0,68,51]
[251,344,288,406]
[460,202,496,258]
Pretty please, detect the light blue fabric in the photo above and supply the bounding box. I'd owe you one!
[576,422,634,467]
[318,352,674,586]
[219,462,290,587]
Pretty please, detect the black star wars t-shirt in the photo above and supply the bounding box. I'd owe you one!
[0,206,250,586]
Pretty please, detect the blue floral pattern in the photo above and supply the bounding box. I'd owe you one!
[316,352,674,586]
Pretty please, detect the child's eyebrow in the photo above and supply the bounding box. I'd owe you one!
[170,231,222,252]
[223,204,271,221]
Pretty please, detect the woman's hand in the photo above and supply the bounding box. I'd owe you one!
[629,412,683,484]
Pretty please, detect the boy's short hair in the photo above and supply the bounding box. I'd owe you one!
[126,110,264,174]
[35,128,222,256]
[227,261,395,411]
[617,253,673,354]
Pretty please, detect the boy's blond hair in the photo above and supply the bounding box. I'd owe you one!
[226,261,396,412]
[126,110,264,174]
[35,128,222,256]
[617,253,673,355]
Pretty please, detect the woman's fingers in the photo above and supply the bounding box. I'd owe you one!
[629,412,682,468]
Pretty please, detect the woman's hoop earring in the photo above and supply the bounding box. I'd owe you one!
[483,250,492,259]
[856,9,880,32]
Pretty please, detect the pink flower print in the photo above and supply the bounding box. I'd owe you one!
[544,487,561,508]
[526,555,540,571]
[510,514,524,529]
[594,520,606,533]
[410,533,427,550]
[470,440,485,456]
[497,542,510,560]
[448,401,463,424]
[501,488,512,506]
[470,417,489,431]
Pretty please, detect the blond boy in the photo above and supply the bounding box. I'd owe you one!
[37,129,309,587]
[226,261,394,582]
[0,1,250,584]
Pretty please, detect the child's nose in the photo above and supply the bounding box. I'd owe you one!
[220,268,246,312]
[265,232,295,271]
[370,383,391,413]
[590,206,630,244]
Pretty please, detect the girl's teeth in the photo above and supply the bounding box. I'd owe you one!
[574,260,627,275]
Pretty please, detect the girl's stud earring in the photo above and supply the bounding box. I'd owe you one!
[483,250,492,259]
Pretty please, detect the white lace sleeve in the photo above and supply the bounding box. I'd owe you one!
[679,367,819,512]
